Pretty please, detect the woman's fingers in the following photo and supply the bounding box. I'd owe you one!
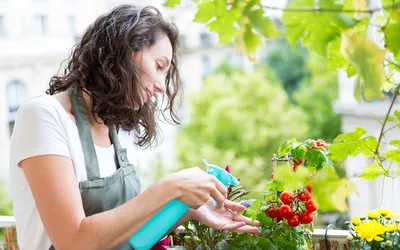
[220,221,246,231]
[223,200,245,212]
[233,225,261,235]
[210,188,226,209]
[232,213,261,227]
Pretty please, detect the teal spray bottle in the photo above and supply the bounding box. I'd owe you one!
[127,159,240,249]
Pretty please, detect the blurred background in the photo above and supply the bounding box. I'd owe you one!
[0,0,398,232]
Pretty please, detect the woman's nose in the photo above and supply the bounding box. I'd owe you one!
[154,81,166,94]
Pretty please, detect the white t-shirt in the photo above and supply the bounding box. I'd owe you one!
[9,93,140,250]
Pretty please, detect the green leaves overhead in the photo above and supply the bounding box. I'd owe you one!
[384,9,400,58]
[163,0,181,7]
[281,0,358,56]
[341,31,387,101]
[163,0,400,103]
[187,0,280,61]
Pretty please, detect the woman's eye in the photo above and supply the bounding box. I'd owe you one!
[156,63,163,70]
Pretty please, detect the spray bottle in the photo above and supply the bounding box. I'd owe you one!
[128,159,240,250]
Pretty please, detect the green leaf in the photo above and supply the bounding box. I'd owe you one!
[390,139,400,147]
[340,31,387,101]
[282,0,358,56]
[243,199,263,221]
[275,164,310,191]
[359,164,386,180]
[207,18,238,44]
[236,23,263,62]
[311,167,354,212]
[360,136,378,156]
[304,149,326,168]
[257,211,275,227]
[335,127,366,141]
[277,138,297,156]
[163,0,181,7]
[330,127,378,161]
[395,110,400,126]
[205,2,241,45]
[246,9,279,38]
[384,10,400,58]
[382,74,395,91]
[385,149,400,163]
[346,64,357,77]
[193,2,215,23]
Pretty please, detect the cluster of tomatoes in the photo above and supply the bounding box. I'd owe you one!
[265,187,318,227]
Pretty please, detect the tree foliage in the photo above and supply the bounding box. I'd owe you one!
[165,0,400,100]
[176,69,308,194]
[167,0,400,212]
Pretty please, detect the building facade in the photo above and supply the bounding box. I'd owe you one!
[0,0,250,190]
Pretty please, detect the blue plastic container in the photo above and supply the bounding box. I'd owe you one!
[128,160,240,250]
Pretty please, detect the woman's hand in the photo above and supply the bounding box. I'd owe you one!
[191,199,261,235]
[161,167,228,209]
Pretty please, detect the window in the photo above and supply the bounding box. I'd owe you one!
[6,80,27,135]
[35,15,48,36]
[0,15,5,37]
[202,55,212,76]
[179,34,186,48]
[200,32,212,47]
[67,15,80,42]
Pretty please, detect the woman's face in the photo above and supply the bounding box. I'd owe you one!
[132,35,173,108]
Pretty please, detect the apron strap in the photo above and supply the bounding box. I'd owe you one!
[69,86,101,180]
[109,125,128,169]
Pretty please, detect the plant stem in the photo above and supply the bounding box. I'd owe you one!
[379,175,386,208]
[383,124,399,134]
[375,85,400,157]
[392,178,395,209]
[260,2,400,14]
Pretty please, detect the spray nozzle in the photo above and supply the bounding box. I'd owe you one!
[203,159,240,188]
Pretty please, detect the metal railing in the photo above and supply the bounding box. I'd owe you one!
[0,216,351,250]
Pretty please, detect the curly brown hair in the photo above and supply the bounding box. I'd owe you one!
[46,4,182,148]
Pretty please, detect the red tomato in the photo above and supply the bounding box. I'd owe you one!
[300,212,314,224]
[266,208,279,219]
[306,185,312,193]
[271,173,274,179]
[305,199,318,212]
[280,191,295,205]
[297,190,312,201]
[287,215,300,227]
[279,205,293,219]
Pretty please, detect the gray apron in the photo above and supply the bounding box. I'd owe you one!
[49,86,141,250]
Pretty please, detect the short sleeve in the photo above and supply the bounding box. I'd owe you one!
[10,96,71,167]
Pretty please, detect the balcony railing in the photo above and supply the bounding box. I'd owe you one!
[0,216,350,250]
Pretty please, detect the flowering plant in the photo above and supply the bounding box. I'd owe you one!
[347,208,400,249]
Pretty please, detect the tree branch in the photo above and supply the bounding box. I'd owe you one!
[261,2,400,14]
[375,85,400,156]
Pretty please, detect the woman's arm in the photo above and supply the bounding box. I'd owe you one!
[22,155,227,250]
[21,155,179,250]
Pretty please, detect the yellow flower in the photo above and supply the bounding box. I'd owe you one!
[366,209,380,219]
[397,223,400,231]
[352,216,361,225]
[385,212,395,220]
[386,223,397,233]
[354,220,386,242]
[378,208,391,216]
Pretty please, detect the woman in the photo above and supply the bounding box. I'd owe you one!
[9,4,260,250]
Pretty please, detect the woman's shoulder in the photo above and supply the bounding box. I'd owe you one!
[16,93,71,125]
